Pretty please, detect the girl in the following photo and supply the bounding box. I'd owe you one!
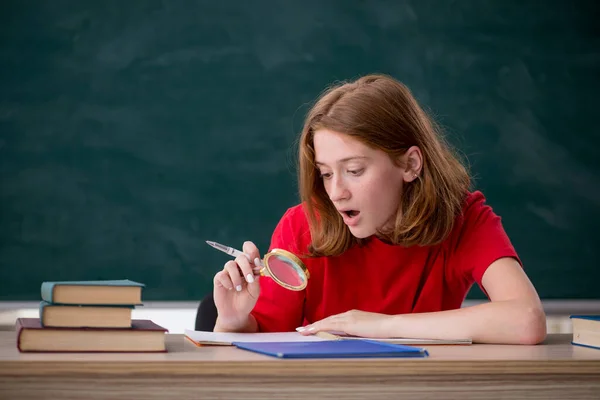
[211,74,546,344]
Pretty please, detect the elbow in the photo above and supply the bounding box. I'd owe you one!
[516,305,547,345]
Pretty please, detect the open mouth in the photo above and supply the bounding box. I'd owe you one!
[342,210,360,218]
[340,210,361,226]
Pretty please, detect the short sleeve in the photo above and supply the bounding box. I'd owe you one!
[449,192,521,289]
[250,207,307,332]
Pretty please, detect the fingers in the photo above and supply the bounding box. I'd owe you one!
[242,241,262,267]
[214,257,260,293]
[224,260,247,291]
[296,315,345,336]
[213,268,234,291]
[213,241,262,294]
[213,261,244,291]
[234,253,256,286]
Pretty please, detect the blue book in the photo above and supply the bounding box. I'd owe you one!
[232,339,429,359]
[570,315,600,350]
[41,280,145,305]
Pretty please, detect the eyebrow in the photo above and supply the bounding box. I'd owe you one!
[315,156,368,166]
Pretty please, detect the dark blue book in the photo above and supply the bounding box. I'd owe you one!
[232,339,429,359]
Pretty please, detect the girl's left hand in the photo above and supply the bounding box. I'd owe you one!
[296,310,395,338]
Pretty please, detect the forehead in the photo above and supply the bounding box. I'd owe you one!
[313,129,377,164]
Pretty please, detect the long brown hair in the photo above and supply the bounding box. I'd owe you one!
[298,74,470,256]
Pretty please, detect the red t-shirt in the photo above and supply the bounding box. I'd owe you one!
[251,191,519,332]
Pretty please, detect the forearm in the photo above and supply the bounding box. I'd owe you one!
[214,313,259,333]
[387,300,547,344]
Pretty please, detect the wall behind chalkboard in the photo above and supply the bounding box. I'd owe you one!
[1,0,598,300]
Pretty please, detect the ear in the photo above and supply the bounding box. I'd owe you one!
[401,146,423,183]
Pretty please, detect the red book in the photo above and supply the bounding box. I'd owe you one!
[16,318,168,353]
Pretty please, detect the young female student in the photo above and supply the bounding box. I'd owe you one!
[211,74,547,345]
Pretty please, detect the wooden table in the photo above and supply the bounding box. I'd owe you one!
[1,332,599,399]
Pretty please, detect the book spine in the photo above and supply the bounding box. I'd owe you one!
[39,301,46,327]
[15,318,24,352]
[40,282,55,303]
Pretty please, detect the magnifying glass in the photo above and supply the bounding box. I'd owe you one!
[206,241,310,291]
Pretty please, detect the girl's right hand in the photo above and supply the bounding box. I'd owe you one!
[212,241,262,331]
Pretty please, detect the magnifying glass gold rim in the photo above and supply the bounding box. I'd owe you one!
[262,248,310,291]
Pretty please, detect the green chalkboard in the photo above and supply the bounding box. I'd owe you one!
[1,1,598,301]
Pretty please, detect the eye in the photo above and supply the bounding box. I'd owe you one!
[347,168,364,176]
[319,172,332,179]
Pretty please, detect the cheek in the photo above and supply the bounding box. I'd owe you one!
[366,175,402,207]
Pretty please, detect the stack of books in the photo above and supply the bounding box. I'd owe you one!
[15,279,168,352]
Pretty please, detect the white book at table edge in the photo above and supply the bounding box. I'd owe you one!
[184,330,326,345]
[184,329,471,346]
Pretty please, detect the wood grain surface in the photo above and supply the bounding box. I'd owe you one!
[1,333,599,399]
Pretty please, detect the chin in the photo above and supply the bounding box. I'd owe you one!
[348,226,376,239]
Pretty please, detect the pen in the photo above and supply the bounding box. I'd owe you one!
[206,240,265,269]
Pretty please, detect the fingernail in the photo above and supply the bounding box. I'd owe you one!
[296,327,306,332]
[246,274,254,283]
[307,326,315,332]
[236,285,242,292]
[254,258,261,267]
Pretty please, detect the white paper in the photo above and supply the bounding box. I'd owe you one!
[339,336,472,345]
[184,329,472,346]
[184,329,327,344]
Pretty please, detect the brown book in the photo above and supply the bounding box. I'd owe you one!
[16,318,168,353]
[40,302,133,328]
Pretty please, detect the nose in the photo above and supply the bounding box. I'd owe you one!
[328,175,350,202]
